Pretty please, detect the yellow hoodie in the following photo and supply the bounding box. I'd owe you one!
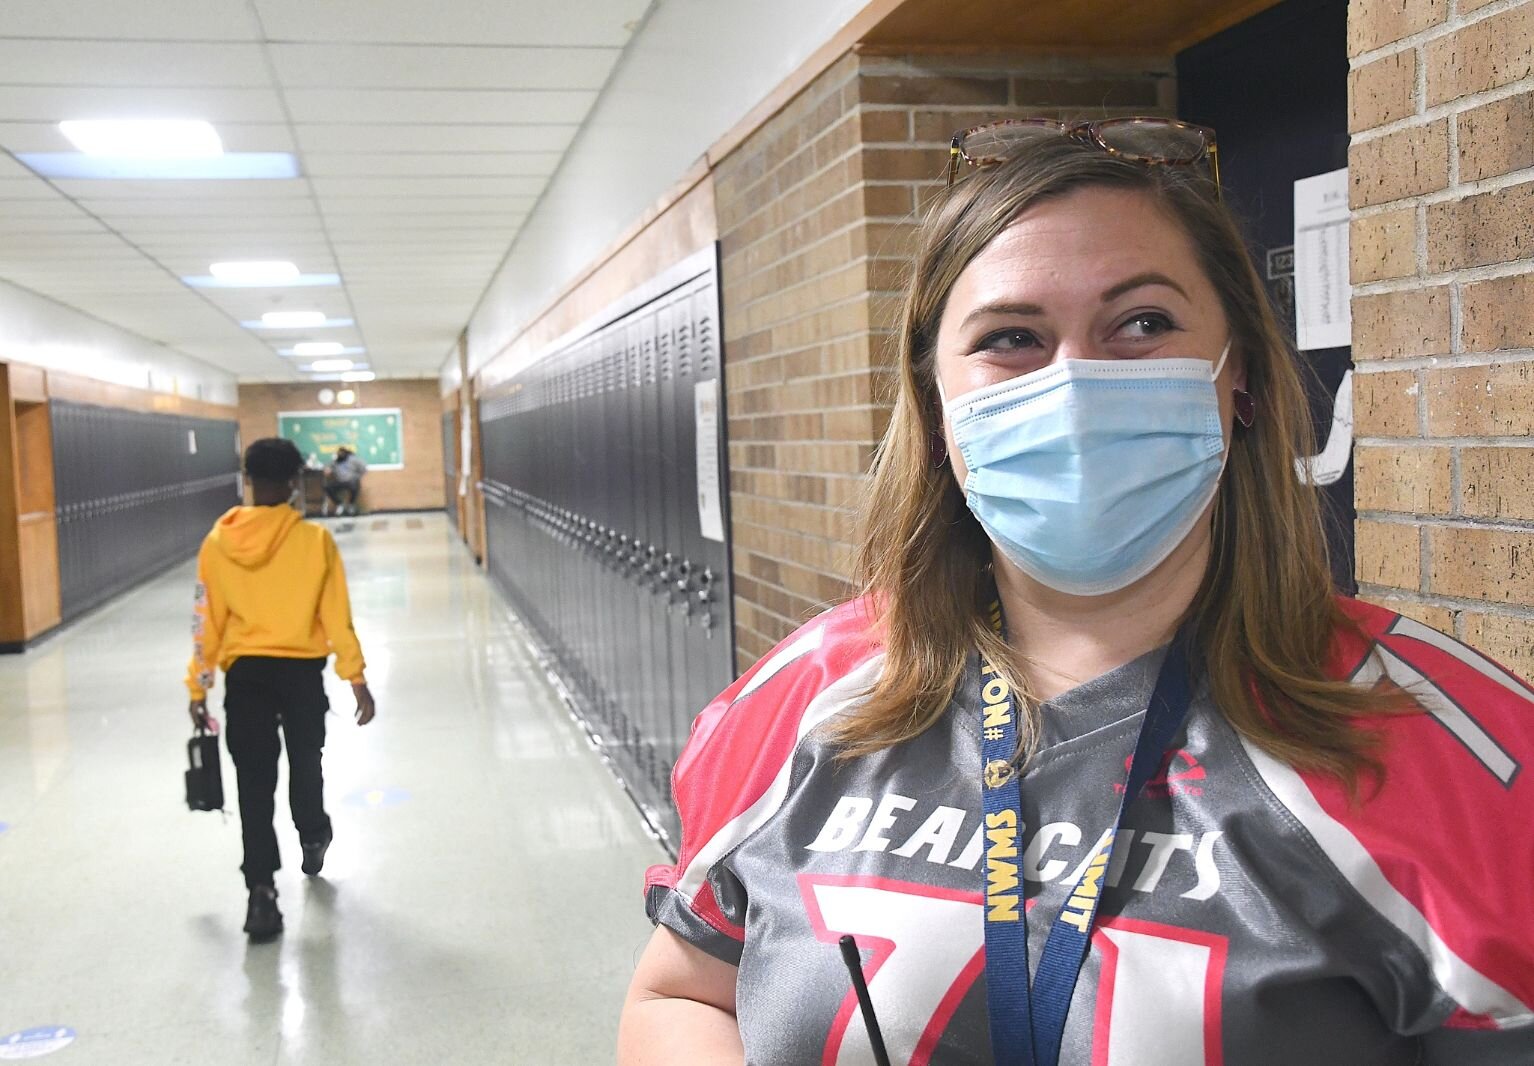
[185,505,365,699]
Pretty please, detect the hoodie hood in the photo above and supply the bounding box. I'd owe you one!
[208,505,303,568]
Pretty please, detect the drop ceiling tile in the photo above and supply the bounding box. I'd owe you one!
[0,232,134,253]
[113,222,326,240]
[310,176,545,198]
[135,239,336,256]
[0,177,59,198]
[0,1,260,40]
[328,240,511,253]
[0,40,270,86]
[252,0,647,47]
[301,152,562,177]
[267,43,621,90]
[319,197,535,214]
[322,220,523,233]
[55,179,312,200]
[335,255,504,266]
[0,87,287,124]
[284,89,596,125]
[293,123,576,154]
[89,199,321,218]
[0,199,91,219]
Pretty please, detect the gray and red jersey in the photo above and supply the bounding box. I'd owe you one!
[644,597,1534,1065]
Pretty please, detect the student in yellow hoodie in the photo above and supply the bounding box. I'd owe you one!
[186,437,377,942]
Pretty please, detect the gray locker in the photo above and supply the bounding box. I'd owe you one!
[477,246,734,849]
[50,401,240,622]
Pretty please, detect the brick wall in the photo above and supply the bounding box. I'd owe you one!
[716,50,1174,669]
[1348,0,1534,676]
[237,379,445,513]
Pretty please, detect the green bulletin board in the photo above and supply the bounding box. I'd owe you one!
[278,408,404,470]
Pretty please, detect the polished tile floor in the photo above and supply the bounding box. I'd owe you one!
[0,513,663,1064]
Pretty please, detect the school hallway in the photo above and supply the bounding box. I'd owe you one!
[0,513,661,1064]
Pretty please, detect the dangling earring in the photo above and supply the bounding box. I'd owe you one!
[1233,389,1256,429]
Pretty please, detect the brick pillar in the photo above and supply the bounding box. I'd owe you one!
[716,51,1174,670]
[1348,0,1534,676]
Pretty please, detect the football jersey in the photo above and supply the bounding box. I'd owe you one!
[644,596,1534,1065]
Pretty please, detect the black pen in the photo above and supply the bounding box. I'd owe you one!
[838,934,892,1066]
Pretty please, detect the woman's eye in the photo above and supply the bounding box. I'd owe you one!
[975,328,1039,352]
[1118,312,1177,339]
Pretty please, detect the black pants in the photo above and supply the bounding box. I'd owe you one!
[324,483,358,505]
[224,657,332,889]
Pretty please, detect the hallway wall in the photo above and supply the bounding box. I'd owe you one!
[238,379,445,512]
[1347,0,1534,677]
[0,279,237,406]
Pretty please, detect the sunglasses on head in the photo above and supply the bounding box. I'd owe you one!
[946,117,1221,197]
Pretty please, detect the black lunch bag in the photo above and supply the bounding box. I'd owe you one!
[185,725,224,812]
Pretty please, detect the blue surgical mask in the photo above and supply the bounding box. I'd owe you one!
[942,342,1231,596]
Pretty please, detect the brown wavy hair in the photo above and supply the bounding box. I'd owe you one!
[836,137,1394,787]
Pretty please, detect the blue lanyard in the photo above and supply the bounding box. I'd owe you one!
[980,623,1195,1066]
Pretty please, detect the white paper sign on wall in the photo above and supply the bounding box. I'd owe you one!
[1293,168,1352,351]
[695,379,725,543]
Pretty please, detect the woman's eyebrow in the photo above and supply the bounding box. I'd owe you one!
[960,300,1044,329]
[1101,272,1190,303]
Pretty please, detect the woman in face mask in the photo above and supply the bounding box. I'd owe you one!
[621,126,1534,1066]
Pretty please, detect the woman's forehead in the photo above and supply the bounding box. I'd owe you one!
[954,188,1205,301]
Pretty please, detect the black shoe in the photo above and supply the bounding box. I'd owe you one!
[301,835,331,876]
[244,886,283,942]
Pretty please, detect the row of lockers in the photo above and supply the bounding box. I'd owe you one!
[480,248,733,848]
[51,401,240,622]
[441,410,458,531]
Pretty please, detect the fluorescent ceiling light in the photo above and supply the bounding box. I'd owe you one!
[341,371,377,383]
[209,260,299,285]
[292,341,345,357]
[185,271,340,289]
[278,345,366,357]
[17,153,297,180]
[243,315,353,329]
[261,311,327,329]
[307,359,355,373]
[60,119,222,158]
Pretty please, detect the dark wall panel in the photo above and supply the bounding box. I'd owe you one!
[51,401,240,622]
[1178,0,1355,591]
[478,246,734,849]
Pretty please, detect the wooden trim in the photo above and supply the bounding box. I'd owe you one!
[1167,0,1288,51]
[6,363,47,403]
[0,367,24,644]
[41,367,236,420]
[851,41,1169,58]
[17,513,60,638]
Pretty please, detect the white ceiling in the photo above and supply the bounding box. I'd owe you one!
[0,0,648,381]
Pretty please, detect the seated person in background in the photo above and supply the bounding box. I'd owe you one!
[323,446,367,516]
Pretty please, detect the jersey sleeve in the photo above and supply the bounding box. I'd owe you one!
[1280,600,1534,1036]
[644,599,884,966]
